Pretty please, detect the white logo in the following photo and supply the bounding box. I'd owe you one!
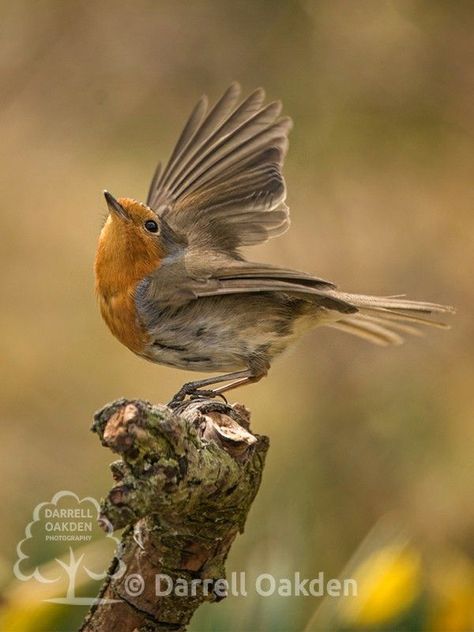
[14,490,125,605]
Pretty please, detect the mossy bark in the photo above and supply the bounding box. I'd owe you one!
[79,398,269,632]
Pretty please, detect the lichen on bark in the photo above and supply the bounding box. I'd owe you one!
[80,398,269,632]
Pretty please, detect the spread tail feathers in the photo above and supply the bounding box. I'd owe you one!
[325,292,455,347]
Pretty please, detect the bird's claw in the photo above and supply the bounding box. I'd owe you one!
[190,389,228,405]
[167,387,228,409]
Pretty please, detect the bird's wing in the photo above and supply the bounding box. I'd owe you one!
[146,83,292,253]
[137,256,357,316]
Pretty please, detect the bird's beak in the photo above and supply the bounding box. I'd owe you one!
[103,190,130,221]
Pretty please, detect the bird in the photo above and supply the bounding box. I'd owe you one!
[95,83,454,405]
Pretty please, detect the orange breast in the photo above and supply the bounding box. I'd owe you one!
[95,213,163,355]
[98,289,148,354]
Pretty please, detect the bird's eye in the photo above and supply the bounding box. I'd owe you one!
[144,219,158,233]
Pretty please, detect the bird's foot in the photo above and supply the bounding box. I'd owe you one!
[168,386,227,409]
[190,389,228,404]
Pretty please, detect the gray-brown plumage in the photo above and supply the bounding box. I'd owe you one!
[95,83,454,403]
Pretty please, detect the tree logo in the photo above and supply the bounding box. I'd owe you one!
[14,490,125,605]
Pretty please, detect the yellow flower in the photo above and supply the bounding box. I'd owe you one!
[341,543,422,627]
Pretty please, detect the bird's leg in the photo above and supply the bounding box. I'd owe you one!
[211,373,265,395]
[168,370,252,407]
[168,369,263,407]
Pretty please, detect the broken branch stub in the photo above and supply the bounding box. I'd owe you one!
[80,398,269,632]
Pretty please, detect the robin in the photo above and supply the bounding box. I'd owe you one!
[95,83,454,405]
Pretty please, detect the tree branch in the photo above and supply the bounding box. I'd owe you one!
[79,398,269,632]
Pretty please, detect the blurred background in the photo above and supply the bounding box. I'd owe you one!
[0,1,472,630]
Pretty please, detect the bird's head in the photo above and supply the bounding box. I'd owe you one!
[103,190,163,247]
[95,191,165,292]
